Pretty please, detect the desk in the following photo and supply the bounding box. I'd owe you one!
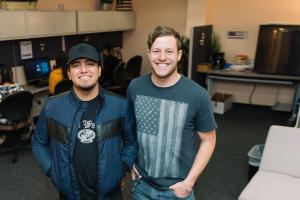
[202,69,300,113]
[23,85,48,94]
[23,85,49,118]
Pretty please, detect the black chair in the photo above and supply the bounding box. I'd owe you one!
[126,55,142,80]
[54,79,73,95]
[101,54,120,87]
[105,62,127,96]
[0,91,33,163]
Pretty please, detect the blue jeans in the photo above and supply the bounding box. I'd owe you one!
[132,179,195,200]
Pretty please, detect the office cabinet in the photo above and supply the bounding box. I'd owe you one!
[77,11,136,34]
[26,11,77,38]
[77,11,115,33]
[0,11,27,41]
[0,10,135,40]
[113,11,136,30]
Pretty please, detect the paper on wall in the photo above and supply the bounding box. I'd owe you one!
[20,41,33,60]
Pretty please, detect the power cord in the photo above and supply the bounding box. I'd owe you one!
[249,84,257,104]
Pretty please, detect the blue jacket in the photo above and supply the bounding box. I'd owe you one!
[32,88,138,200]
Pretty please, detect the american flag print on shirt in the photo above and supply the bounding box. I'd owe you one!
[135,95,188,178]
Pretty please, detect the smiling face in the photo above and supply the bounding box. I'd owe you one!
[68,58,101,100]
[148,36,182,82]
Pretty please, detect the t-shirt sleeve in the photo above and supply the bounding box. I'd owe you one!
[195,90,217,133]
[126,79,136,106]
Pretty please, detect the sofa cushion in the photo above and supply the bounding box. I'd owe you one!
[260,125,300,178]
[239,170,300,200]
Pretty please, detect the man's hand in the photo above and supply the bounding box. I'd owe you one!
[120,178,126,191]
[169,180,193,198]
[130,164,142,180]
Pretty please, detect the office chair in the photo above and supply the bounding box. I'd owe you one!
[125,55,142,81]
[105,62,127,96]
[101,54,120,87]
[0,91,33,163]
[54,79,73,95]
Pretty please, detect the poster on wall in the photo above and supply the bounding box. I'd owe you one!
[20,41,33,60]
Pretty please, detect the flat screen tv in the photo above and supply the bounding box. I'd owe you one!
[23,57,51,85]
[254,24,300,76]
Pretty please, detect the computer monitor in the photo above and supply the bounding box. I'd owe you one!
[23,57,51,85]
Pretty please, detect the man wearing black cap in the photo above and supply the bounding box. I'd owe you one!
[32,43,138,200]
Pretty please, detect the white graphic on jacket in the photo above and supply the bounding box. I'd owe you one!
[77,120,96,143]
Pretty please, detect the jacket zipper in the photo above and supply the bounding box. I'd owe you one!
[70,102,82,199]
[96,97,104,200]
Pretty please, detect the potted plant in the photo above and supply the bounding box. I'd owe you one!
[211,33,225,69]
[100,0,114,10]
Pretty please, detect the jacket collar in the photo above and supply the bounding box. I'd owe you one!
[69,84,105,107]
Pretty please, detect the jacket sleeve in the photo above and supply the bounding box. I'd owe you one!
[31,105,52,176]
[121,97,138,171]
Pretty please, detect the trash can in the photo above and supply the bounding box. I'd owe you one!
[247,144,265,181]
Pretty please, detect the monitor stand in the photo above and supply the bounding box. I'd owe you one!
[32,79,49,88]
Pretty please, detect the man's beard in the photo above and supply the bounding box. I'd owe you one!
[151,65,177,79]
[79,83,97,92]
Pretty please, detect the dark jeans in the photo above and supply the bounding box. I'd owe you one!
[132,179,195,200]
[58,192,66,200]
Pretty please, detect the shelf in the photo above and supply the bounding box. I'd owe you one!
[271,103,292,112]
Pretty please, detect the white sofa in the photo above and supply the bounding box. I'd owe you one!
[239,125,300,200]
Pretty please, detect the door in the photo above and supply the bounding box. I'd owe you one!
[190,25,212,88]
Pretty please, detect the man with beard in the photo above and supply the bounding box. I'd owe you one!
[32,43,138,200]
[127,26,217,200]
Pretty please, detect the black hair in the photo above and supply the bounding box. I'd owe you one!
[0,65,14,84]
[54,51,68,78]
[101,44,112,52]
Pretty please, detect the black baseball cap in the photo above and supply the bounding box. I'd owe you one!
[67,43,100,65]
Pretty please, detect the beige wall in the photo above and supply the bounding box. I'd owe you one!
[205,0,300,107]
[122,0,187,75]
[186,0,207,36]
[186,0,208,77]
[207,0,300,62]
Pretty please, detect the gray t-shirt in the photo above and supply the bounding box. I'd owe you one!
[127,74,217,188]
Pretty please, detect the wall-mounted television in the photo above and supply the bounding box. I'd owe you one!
[254,24,300,76]
[23,57,51,85]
